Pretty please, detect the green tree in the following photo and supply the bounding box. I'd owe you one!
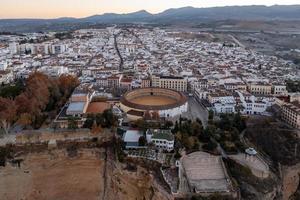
[233,113,246,132]
[191,121,203,136]
[174,150,181,159]
[0,79,24,99]
[138,136,147,146]
[134,119,148,131]
[173,121,179,133]
[95,113,105,127]
[164,120,174,129]
[67,117,78,130]
[208,109,214,125]
[202,140,217,151]
[83,114,95,129]
[218,114,232,131]
[102,109,117,128]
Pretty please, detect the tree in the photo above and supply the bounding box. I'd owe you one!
[0,72,79,130]
[68,117,78,130]
[138,136,146,146]
[46,82,62,111]
[179,132,193,150]
[15,93,34,114]
[233,112,246,132]
[134,119,148,131]
[202,140,217,151]
[199,125,216,143]
[184,136,194,150]
[173,121,179,133]
[164,120,174,129]
[191,121,203,136]
[91,122,102,134]
[102,109,117,128]
[17,113,32,127]
[174,150,181,159]
[95,113,105,127]
[58,74,79,96]
[83,115,95,129]
[0,98,17,134]
[208,109,214,124]
[25,72,51,111]
[218,114,233,131]
[0,79,24,99]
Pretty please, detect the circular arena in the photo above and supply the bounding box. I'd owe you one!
[120,88,188,120]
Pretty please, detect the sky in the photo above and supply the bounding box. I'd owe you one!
[0,0,299,19]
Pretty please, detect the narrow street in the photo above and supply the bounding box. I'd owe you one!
[113,33,124,71]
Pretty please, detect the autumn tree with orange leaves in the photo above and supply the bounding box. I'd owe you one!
[0,72,79,132]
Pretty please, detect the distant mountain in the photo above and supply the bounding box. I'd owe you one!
[1,5,300,32]
[83,10,152,22]
[155,5,300,21]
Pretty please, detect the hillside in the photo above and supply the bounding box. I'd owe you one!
[1,5,300,32]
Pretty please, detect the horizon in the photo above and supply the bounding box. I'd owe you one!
[1,0,300,19]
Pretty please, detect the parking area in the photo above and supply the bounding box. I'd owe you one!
[172,97,209,127]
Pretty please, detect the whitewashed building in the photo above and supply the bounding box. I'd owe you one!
[146,129,174,152]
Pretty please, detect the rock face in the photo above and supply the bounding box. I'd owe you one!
[238,175,281,200]
[101,150,172,200]
[281,163,300,200]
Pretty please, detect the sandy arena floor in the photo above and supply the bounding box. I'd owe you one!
[131,96,177,106]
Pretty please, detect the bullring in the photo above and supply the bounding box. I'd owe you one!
[120,87,188,120]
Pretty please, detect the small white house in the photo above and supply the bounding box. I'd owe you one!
[146,129,174,152]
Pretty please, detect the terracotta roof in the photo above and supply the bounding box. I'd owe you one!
[86,102,110,114]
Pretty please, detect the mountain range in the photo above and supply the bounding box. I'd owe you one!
[1,5,300,32]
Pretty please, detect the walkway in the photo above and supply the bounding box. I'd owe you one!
[229,153,270,178]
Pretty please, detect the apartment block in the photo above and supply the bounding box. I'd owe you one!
[151,75,187,92]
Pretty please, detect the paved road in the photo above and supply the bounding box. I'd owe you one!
[186,97,209,128]
[113,33,124,71]
[172,97,208,127]
[229,34,245,48]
